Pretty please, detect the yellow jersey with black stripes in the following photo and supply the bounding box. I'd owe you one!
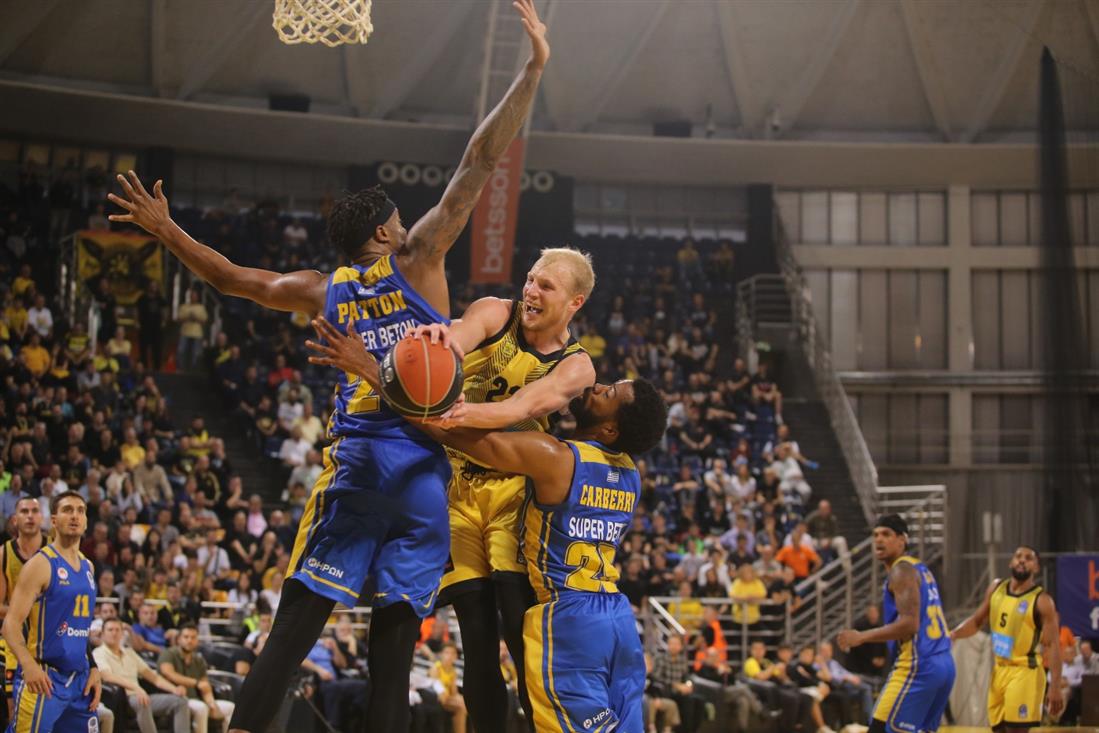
[1,537,44,670]
[522,440,639,604]
[25,545,96,674]
[989,579,1044,667]
[459,300,586,434]
[323,255,448,441]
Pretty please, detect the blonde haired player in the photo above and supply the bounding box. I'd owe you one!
[308,246,596,733]
[951,545,1064,731]
[0,497,45,721]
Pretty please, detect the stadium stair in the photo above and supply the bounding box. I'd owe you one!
[782,399,868,544]
[157,372,288,504]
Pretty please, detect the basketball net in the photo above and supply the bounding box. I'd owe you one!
[273,0,373,47]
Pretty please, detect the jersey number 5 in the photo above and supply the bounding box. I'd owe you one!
[564,541,618,593]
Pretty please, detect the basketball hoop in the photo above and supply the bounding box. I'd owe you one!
[273,0,373,47]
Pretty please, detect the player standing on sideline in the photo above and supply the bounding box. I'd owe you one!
[305,325,667,731]
[106,3,549,730]
[349,247,596,732]
[950,545,1064,730]
[2,491,101,733]
[837,515,955,733]
[0,498,46,722]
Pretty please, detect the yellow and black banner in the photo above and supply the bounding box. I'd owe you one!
[76,230,162,305]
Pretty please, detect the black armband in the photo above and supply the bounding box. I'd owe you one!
[87,646,97,669]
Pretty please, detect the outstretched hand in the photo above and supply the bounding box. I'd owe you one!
[514,0,549,69]
[306,317,380,390]
[107,170,171,237]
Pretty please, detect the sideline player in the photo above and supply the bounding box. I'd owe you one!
[106,2,550,730]
[322,247,597,732]
[2,491,101,733]
[837,515,955,733]
[0,498,46,721]
[304,326,667,730]
[950,545,1064,731]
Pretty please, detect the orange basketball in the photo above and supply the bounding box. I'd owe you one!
[379,336,464,419]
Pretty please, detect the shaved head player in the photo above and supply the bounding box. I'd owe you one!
[107,3,550,730]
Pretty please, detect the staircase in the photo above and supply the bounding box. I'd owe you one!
[782,400,866,544]
[157,372,288,503]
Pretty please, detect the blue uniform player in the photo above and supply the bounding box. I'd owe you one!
[107,4,550,730]
[414,380,669,732]
[838,515,955,733]
[1,492,100,733]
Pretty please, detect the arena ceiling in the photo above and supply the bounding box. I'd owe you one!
[2,0,1098,144]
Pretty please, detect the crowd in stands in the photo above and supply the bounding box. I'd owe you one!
[9,168,1091,732]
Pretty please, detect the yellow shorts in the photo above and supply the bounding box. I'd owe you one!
[989,663,1046,726]
[438,461,528,602]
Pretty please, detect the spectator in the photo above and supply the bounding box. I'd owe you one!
[175,288,208,372]
[752,543,784,585]
[20,332,51,378]
[94,618,192,733]
[676,239,703,283]
[775,524,821,579]
[751,361,783,425]
[302,635,369,733]
[136,280,168,369]
[293,400,324,447]
[645,651,682,733]
[742,640,810,733]
[847,604,889,680]
[785,645,834,733]
[804,499,848,562]
[158,624,234,733]
[816,640,873,723]
[431,642,467,733]
[197,528,231,580]
[106,326,132,369]
[278,426,311,468]
[650,634,705,733]
[26,293,53,339]
[730,563,768,631]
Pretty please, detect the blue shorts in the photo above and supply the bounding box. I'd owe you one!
[872,650,955,733]
[523,593,645,733]
[287,435,451,615]
[8,667,98,733]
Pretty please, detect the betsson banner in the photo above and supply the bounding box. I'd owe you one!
[1056,555,1099,638]
[469,138,525,284]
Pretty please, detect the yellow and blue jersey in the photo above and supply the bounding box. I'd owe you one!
[323,255,448,442]
[521,440,646,733]
[26,546,95,675]
[873,555,955,733]
[7,546,100,733]
[287,255,452,614]
[522,440,639,604]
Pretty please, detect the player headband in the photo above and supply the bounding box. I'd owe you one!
[360,198,397,243]
[874,513,908,537]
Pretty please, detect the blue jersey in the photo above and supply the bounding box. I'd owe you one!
[522,440,640,603]
[882,555,951,663]
[323,255,448,441]
[25,546,95,674]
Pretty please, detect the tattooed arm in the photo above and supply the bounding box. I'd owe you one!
[398,0,549,315]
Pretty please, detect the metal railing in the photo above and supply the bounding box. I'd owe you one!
[644,487,947,654]
[771,222,881,525]
[643,596,793,663]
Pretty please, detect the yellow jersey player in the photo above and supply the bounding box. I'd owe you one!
[0,497,46,721]
[951,545,1064,731]
[108,3,549,731]
[310,247,596,733]
[2,491,101,733]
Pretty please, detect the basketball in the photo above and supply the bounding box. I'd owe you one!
[379,336,464,419]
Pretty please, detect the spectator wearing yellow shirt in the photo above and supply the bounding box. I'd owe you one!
[293,401,325,447]
[11,264,34,297]
[4,295,28,342]
[65,322,91,364]
[578,324,606,359]
[431,643,467,733]
[120,427,146,469]
[106,326,133,367]
[176,288,208,372]
[730,563,768,628]
[667,580,704,632]
[92,343,120,374]
[19,332,51,377]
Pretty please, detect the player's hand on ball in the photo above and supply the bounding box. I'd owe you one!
[23,660,52,697]
[108,171,171,237]
[836,629,862,652]
[421,393,468,428]
[307,317,380,390]
[514,0,549,68]
[408,323,464,359]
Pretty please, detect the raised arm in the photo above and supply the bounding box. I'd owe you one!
[950,579,997,641]
[398,0,548,298]
[837,562,921,650]
[108,171,327,314]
